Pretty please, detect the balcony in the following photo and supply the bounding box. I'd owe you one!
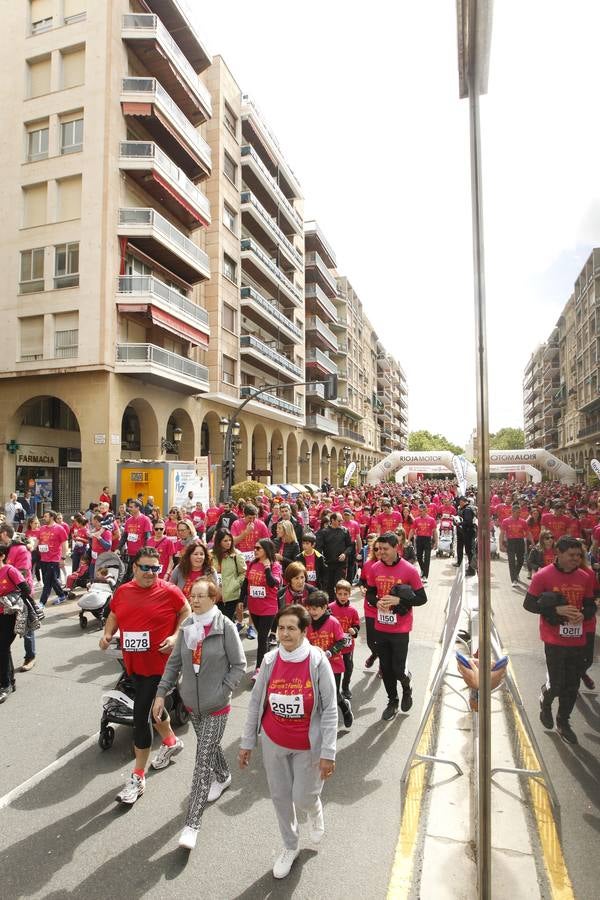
[241,95,302,200]
[334,340,348,356]
[305,347,338,376]
[121,77,211,180]
[118,208,210,283]
[305,382,325,401]
[331,312,348,331]
[304,220,336,268]
[240,144,302,235]
[143,1,212,72]
[240,286,302,343]
[339,427,365,445]
[305,282,338,324]
[240,334,303,381]
[115,342,209,392]
[119,142,210,229]
[334,396,362,420]
[577,423,600,439]
[241,191,302,270]
[240,238,302,306]
[240,386,303,418]
[122,15,211,123]
[306,413,339,436]
[305,251,338,299]
[305,316,338,353]
[116,275,209,346]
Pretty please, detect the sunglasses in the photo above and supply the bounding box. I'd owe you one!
[137,564,161,573]
[154,527,164,531]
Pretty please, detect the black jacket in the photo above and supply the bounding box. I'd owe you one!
[316,525,353,565]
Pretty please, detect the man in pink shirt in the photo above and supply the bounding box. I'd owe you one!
[38,510,68,606]
[231,504,270,564]
[409,504,438,583]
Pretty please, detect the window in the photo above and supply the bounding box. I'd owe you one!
[224,103,237,138]
[60,117,83,154]
[56,175,82,220]
[63,0,86,23]
[27,55,51,98]
[223,203,237,234]
[30,0,53,32]
[27,125,49,161]
[60,46,85,89]
[222,304,236,333]
[224,152,237,185]
[222,355,236,385]
[22,182,48,227]
[19,248,45,294]
[19,316,44,361]
[223,253,237,283]
[54,242,79,288]
[54,311,79,358]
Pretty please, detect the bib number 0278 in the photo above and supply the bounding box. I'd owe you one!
[123,630,150,651]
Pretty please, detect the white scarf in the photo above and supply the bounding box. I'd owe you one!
[278,637,311,663]
[183,606,219,651]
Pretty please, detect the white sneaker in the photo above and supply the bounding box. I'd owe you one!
[308,799,325,844]
[178,826,198,850]
[273,847,299,879]
[116,773,145,804]
[207,773,232,802]
[151,737,184,770]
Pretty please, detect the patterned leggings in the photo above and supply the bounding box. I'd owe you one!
[186,711,230,829]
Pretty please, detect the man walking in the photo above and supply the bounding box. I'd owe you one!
[316,513,352,600]
[454,496,476,576]
[500,502,532,586]
[409,504,438,584]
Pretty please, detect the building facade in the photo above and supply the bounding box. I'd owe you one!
[523,249,600,481]
[1,0,408,512]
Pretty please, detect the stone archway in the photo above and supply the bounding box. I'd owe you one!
[286,432,299,483]
[310,442,320,485]
[270,428,285,483]
[299,438,310,485]
[121,398,159,459]
[321,445,331,487]
[165,407,195,461]
[329,447,338,486]
[251,423,268,481]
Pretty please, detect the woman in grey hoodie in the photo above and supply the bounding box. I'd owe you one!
[153,577,246,851]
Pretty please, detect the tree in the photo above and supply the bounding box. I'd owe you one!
[489,427,524,450]
[408,430,464,456]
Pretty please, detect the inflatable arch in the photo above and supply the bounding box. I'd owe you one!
[366,451,477,486]
[488,450,576,485]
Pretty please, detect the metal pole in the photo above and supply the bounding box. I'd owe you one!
[466,2,492,896]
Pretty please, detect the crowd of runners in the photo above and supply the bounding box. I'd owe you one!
[1,475,598,877]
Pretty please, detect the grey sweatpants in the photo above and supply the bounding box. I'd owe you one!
[261,731,323,850]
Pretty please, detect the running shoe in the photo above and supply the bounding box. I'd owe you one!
[342,703,354,729]
[364,654,376,670]
[179,826,199,850]
[381,700,399,721]
[308,798,325,844]
[0,687,11,704]
[556,720,578,745]
[422,576,428,584]
[207,773,232,802]
[581,673,595,690]
[116,773,145,804]
[18,658,36,672]
[273,848,299,879]
[401,674,413,712]
[341,688,352,700]
[539,686,554,730]
[151,737,184,770]
[235,622,244,634]
[51,595,67,605]
[246,625,257,640]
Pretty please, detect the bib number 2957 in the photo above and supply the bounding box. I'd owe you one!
[269,693,304,718]
[123,630,150,651]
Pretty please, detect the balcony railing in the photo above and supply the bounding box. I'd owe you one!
[240,145,302,228]
[118,208,209,276]
[119,142,211,222]
[240,334,303,378]
[306,413,339,435]
[116,342,209,386]
[335,340,348,355]
[240,286,302,340]
[240,385,302,417]
[121,77,211,166]
[304,282,338,323]
[305,382,326,400]
[305,316,337,348]
[240,191,302,266]
[305,251,338,296]
[306,347,338,375]
[117,275,209,328]
[122,14,212,117]
[240,238,302,303]
[339,427,365,444]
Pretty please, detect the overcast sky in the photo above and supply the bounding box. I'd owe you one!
[192,1,600,446]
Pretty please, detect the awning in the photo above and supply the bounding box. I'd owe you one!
[151,171,210,228]
[116,302,209,347]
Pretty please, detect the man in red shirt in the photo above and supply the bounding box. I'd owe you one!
[100,547,190,803]
[38,510,69,606]
[524,536,596,744]
[231,505,270,564]
[119,501,152,580]
[500,503,533,586]
[409,504,438,583]
[376,500,401,535]
[540,500,571,540]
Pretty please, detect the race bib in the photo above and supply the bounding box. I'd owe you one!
[343,633,353,648]
[243,551,255,562]
[167,535,177,542]
[559,622,583,638]
[123,630,150,651]
[306,570,317,582]
[269,692,305,719]
[91,550,98,560]
[250,585,266,598]
[377,610,397,626]
[126,533,138,543]
[38,544,49,553]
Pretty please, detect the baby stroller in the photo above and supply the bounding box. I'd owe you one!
[436,515,455,557]
[77,551,125,629]
[99,634,189,750]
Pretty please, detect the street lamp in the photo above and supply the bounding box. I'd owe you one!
[160,426,183,455]
[220,418,241,499]
[342,445,351,466]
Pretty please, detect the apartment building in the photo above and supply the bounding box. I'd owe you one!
[523,249,600,481]
[1,1,408,510]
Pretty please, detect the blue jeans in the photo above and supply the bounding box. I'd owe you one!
[24,629,36,661]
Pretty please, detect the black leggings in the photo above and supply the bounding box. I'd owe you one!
[342,651,354,692]
[252,614,275,671]
[132,673,162,749]
[333,672,351,713]
[222,599,241,622]
[376,631,410,703]
[0,614,17,689]
[544,643,584,724]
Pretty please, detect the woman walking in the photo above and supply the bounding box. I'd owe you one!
[243,538,282,679]
[238,604,337,879]
[153,578,246,850]
[212,528,246,625]
[170,541,216,599]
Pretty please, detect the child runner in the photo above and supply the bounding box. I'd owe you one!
[306,591,353,729]
[328,579,360,700]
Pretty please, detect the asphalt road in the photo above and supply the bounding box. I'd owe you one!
[0,565,449,900]
[490,556,599,900]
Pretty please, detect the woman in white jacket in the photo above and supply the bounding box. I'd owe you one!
[238,604,337,880]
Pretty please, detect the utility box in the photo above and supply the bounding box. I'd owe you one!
[117,459,209,514]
